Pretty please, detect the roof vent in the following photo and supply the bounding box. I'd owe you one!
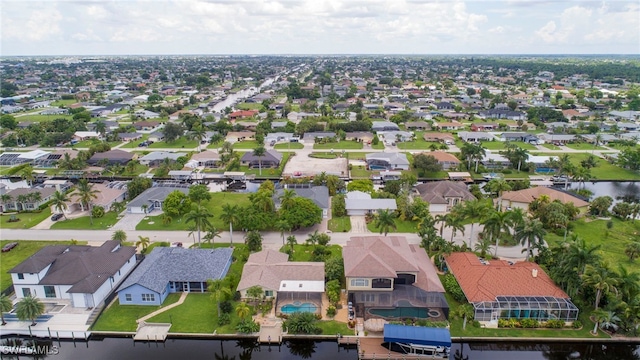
[532,269,538,278]
[282,283,286,288]
[299,283,303,288]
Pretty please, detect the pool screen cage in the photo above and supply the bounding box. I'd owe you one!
[473,296,579,322]
[357,285,449,320]
[276,292,322,314]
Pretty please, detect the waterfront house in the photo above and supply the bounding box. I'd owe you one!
[10,241,136,308]
[139,151,187,167]
[424,151,461,170]
[126,186,189,214]
[365,153,410,171]
[273,185,329,218]
[345,191,397,216]
[237,249,324,316]
[343,236,448,321]
[116,247,232,306]
[499,186,589,214]
[371,121,400,132]
[241,149,282,168]
[87,149,133,166]
[187,150,221,168]
[414,181,476,213]
[445,252,578,324]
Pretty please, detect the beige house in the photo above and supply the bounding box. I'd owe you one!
[343,236,448,321]
[55,182,126,214]
[499,186,589,214]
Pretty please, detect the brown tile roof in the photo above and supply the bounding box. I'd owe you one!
[501,186,589,208]
[343,236,444,293]
[7,187,57,200]
[445,252,569,302]
[68,183,125,208]
[237,249,324,292]
[422,151,460,164]
[190,150,221,161]
[414,181,476,204]
[9,241,136,294]
[423,132,454,141]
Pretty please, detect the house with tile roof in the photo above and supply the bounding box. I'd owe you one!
[116,247,232,306]
[343,236,449,321]
[10,241,137,308]
[87,149,134,166]
[237,249,324,316]
[365,152,410,170]
[499,186,589,214]
[445,252,578,324]
[423,151,461,170]
[241,149,282,168]
[414,181,476,213]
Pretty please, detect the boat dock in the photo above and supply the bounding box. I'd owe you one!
[133,322,171,342]
[257,319,283,344]
[357,337,444,360]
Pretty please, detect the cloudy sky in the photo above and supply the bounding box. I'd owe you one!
[2,0,639,56]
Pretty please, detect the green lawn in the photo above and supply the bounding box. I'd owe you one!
[310,152,339,159]
[147,293,235,333]
[50,99,79,107]
[370,141,385,150]
[281,244,343,262]
[367,218,417,233]
[545,218,640,272]
[70,140,122,148]
[0,240,86,290]
[328,216,351,233]
[541,143,561,150]
[344,152,372,160]
[236,102,264,111]
[50,212,120,230]
[566,153,640,180]
[136,192,252,231]
[274,142,304,150]
[396,132,442,150]
[313,141,363,150]
[564,143,608,151]
[149,138,199,149]
[0,209,52,229]
[91,293,182,332]
[480,141,537,150]
[350,165,372,179]
[16,114,74,122]
[232,141,259,150]
[317,320,354,335]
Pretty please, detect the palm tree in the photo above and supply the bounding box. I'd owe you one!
[19,165,35,186]
[591,308,608,335]
[51,191,69,220]
[485,178,511,211]
[252,145,266,175]
[250,190,274,213]
[220,204,240,246]
[286,235,297,253]
[374,209,397,236]
[77,178,99,224]
[57,153,74,170]
[191,125,207,151]
[245,230,263,252]
[460,199,489,249]
[557,154,574,190]
[110,201,126,214]
[275,219,291,245]
[306,230,321,246]
[0,294,12,325]
[16,194,28,211]
[16,296,44,326]
[0,194,12,211]
[111,230,127,243]
[203,225,221,246]
[235,302,251,322]
[445,212,466,243]
[185,205,213,248]
[278,189,297,210]
[136,236,150,252]
[514,218,546,261]
[207,279,226,316]
[616,264,640,301]
[598,310,621,333]
[482,210,511,257]
[625,241,640,262]
[582,263,618,310]
[434,214,447,237]
[474,238,493,258]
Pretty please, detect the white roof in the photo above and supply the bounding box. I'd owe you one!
[345,198,397,211]
[528,154,558,165]
[448,172,471,178]
[346,191,371,200]
[18,150,49,160]
[74,131,100,138]
[279,280,325,292]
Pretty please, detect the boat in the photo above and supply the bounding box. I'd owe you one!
[382,324,451,359]
[382,342,450,358]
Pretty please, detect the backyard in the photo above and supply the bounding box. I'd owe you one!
[0,240,86,290]
[281,244,343,262]
[50,211,120,230]
[0,209,52,229]
[232,141,260,150]
[554,153,640,181]
[91,293,182,332]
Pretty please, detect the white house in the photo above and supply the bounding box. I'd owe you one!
[9,241,136,308]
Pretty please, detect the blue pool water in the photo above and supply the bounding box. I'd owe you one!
[280,302,318,314]
[369,165,388,170]
[535,167,556,174]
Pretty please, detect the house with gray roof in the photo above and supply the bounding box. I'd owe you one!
[414,181,476,213]
[117,247,233,306]
[371,121,400,132]
[365,152,410,170]
[241,149,282,168]
[345,191,397,216]
[274,185,329,218]
[139,151,187,167]
[10,241,136,308]
[127,186,189,214]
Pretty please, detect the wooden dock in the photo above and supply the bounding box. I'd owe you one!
[357,337,445,360]
[134,321,171,342]
[257,320,283,344]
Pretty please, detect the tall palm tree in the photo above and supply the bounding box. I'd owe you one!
[0,294,12,325]
[444,212,465,243]
[191,125,207,151]
[203,225,222,246]
[275,219,291,245]
[278,188,297,210]
[374,209,397,236]
[51,191,69,220]
[77,178,99,224]
[250,190,274,213]
[591,308,608,335]
[434,214,447,237]
[220,204,240,246]
[616,264,640,301]
[252,145,266,175]
[582,263,618,310]
[460,199,490,249]
[16,296,44,326]
[111,230,127,243]
[136,236,150,252]
[207,278,226,316]
[95,120,107,138]
[514,218,546,261]
[286,235,297,254]
[486,178,511,211]
[16,194,28,211]
[0,194,12,210]
[557,154,574,190]
[185,205,213,248]
[482,210,512,257]
[57,153,74,170]
[19,165,35,186]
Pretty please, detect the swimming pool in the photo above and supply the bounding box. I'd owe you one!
[368,307,441,319]
[369,165,388,170]
[280,302,318,314]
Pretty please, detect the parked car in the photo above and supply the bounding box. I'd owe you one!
[171,242,183,248]
[51,213,64,221]
[2,242,18,252]
[138,141,149,147]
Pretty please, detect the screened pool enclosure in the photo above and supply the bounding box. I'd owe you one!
[473,296,579,322]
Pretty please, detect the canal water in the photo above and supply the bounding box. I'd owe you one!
[4,337,638,360]
[211,78,276,113]
[564,181,640,203]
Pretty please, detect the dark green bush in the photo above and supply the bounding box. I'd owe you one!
[442,274,466,302]
[218,312,230,325]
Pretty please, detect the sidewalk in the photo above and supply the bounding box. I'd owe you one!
[137,292,188,323]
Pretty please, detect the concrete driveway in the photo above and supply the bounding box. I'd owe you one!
[32,210,90,230]
[350,216,370,233]
[110,212,149,231]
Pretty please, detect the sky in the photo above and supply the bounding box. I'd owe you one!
[1,0,639,56]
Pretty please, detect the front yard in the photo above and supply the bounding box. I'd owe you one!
[480,141,537,150]
[328,216,351,232]
[0,209,52,229]
[313,141,363,150]
[148,138,199,149]
[564,143,608,151]
[274,142,304,150]
[366,218,418,233]
[50,211,120,230]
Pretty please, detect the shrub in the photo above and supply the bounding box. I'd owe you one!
[442,274,466,302]
[572,320,582,329]
[218,312,230,326]
[91,206,105,218]
[326,305,336,318]
[220,301,232,314]
[520,318,539,328]
[498,319,509,328]
[545,319,565,328]
[283,312,319,334]
[236,320,260,334]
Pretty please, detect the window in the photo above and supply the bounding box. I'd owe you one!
[141,294,155,302]
[125,294,132,302]
[350,278,369,287]
[22,288,31,297]
[17,273,24,280]
[44,286,56,298]
[264,290,273,297]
